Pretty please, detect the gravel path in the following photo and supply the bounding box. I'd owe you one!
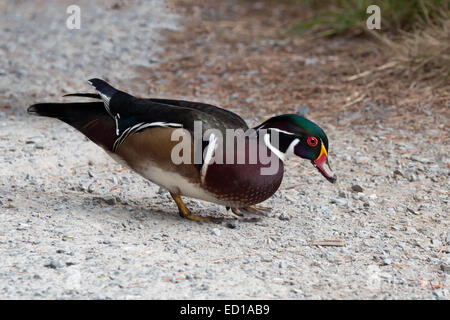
[0,1,449,299]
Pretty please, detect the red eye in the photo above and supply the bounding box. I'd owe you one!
[307,137,318,147]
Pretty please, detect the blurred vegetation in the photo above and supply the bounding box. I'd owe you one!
[285,0,449,84]
[292,0,449,36]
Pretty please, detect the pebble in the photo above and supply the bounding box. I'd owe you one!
[410,156,432,164]
[368,194,377,200]
[440,264,450,274]
[200,284,209,291]
[102,196,116,205]
[338,191,346,198]
[297,105,310,116]
[87,183,96,193]
[433,289,446,300]
[278,213,291,221]
[226,220,239,229]
[284,195,296,204]
[304,57,318,66]
[406,207,420,215]
[351,185,364,193]
[330,198,347,206]
[157,187,167,195]
[211,228,221,236]
[44,259,64,269]
[230,92,239,100]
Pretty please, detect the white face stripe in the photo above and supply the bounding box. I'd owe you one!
[268,128,295,136]
[263,133,300,163]
[201,133,217,184]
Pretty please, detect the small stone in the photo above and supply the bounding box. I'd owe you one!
[338,191,346,198]
[440,263,450,274]
[410,156,432,164]
[44,259,64,269]
[226,220,239,229]
[278,213,291,221]
[305,57,318,66]
[211,228,221,236]
[351,185,363,193]
[330,198,347,206]
[157,187,167,195]
[393,169,403,177]
[284,195,295,204]
[103,196,116,205]
[297,105,310,116]
[87,183,96,193]
[406,207,420,215]
[200,284,209,291]
[433,289,446,300]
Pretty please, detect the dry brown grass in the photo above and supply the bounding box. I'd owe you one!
[371,17,450,86]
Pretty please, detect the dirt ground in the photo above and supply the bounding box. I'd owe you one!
[0,0,449,299]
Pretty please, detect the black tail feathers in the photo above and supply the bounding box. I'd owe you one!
[27,102,106,125]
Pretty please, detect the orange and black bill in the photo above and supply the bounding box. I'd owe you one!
[313,144,337,183]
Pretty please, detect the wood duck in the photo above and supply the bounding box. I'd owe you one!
[28,79,336,222]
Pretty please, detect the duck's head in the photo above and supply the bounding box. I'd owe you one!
[256,114,336,183]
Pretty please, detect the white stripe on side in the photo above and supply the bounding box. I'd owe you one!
[200,133,217,185]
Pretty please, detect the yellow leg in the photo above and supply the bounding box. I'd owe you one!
[170,192,217,222]
[241,205,271,215]
[231,207,243,217]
